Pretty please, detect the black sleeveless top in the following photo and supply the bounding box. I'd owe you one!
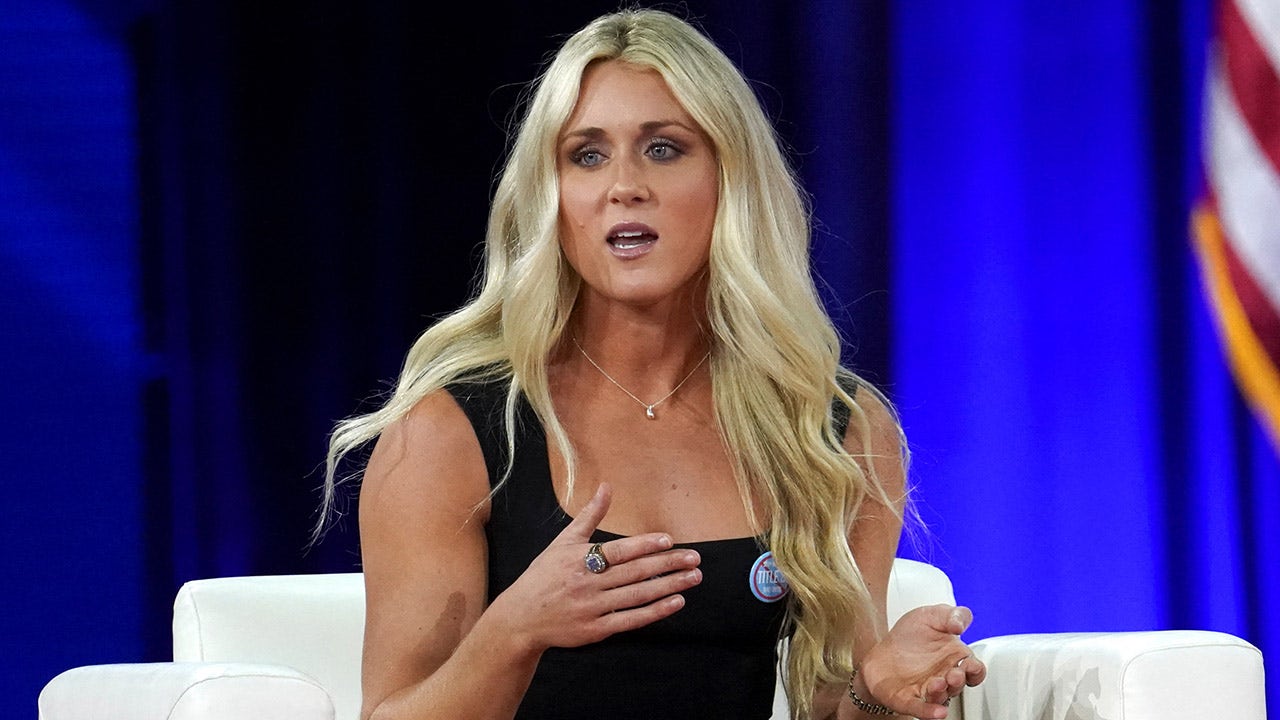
[446,377,855,719]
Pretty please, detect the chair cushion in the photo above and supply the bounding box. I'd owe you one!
[38,662,334,720]
[964,630,1266,720]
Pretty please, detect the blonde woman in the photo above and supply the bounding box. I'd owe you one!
[325,8,986,720]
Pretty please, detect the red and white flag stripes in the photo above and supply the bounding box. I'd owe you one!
[1193,0,1280,450]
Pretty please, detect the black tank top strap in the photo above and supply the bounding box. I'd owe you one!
[444,376,513,490]
[445,374,567,555]
[832,371,861,441]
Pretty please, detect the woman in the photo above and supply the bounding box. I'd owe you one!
[322,8,985,720]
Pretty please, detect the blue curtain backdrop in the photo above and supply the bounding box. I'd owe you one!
[1,0,149,714]
[3,1,1276,718]
[891,7,1279,712]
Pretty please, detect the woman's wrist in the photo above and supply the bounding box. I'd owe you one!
[472,595,546,666]
[847,666,893,716]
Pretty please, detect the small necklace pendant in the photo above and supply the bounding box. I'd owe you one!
[645,405,656,420]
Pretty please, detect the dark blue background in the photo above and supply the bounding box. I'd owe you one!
[3,1,1276,718]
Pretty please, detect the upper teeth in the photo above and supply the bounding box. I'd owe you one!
[614,230,644,238]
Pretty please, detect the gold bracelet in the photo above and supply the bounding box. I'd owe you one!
[848,667,893,716]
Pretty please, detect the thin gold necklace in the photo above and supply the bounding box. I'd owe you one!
[571,336,710,420]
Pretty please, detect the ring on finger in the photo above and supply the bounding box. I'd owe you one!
[956,655,971,669]
[584,542,609,574]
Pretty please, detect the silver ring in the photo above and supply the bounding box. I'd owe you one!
[956,655,969,668]
[584,542,609,574]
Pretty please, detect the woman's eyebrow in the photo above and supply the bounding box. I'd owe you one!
[639,119,697,134]
[561,126,605,143]
[561,119,697,143]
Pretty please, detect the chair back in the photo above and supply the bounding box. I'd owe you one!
[173,573,364,720]
[886,557,956,624]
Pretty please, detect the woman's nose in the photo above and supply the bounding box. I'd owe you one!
[607,158,651,204]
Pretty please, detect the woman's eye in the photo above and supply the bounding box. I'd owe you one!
[647,141,681,160]
[571,148,604,167]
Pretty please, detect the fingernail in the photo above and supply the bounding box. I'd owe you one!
[687,569,702,583]
[658,535,672,549]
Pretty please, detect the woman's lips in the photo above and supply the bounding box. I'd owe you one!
[607,222,658,259]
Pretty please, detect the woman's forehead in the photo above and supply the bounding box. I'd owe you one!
[560,60,700,136]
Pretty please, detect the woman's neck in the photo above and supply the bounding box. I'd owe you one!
[564,295,711,396]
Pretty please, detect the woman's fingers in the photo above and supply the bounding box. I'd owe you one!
[573,542,701,640]
[895,693,951,720]
[931,673,958,696]
[594,592,689,635]
[917,603,972,635]
[943,664,967,694]
[864,604,988,718]
[586,532,683,573]
[963,655,987,687]
[925,646,982,715]
[523,482,710,645]
[600,565,702,609]
[502,486,710,650]
[556,486,692,571]
[559,483,612,543]
[552,546,701,645]
[597,544,699,584]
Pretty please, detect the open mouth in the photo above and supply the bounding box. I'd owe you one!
[608,229,658,249]
[606,223,658,258]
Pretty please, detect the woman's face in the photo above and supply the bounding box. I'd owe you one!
[556,60,719,310]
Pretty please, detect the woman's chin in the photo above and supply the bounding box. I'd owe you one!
[582,281,702,311]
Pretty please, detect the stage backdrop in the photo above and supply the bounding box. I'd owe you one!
[2,0,1276,718]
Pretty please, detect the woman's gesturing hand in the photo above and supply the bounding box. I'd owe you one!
[859,604,988,719]
[487,483,703,654]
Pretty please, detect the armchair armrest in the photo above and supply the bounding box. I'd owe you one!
[39,662,335,720]
[963,630,1265,720]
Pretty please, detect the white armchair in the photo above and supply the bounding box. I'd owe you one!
[38,560,1266,720]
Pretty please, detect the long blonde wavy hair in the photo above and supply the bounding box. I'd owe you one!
[321,9,906,719]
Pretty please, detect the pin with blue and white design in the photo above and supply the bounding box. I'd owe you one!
[749,550,789,603]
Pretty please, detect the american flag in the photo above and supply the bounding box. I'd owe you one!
[1192,0,1280,451]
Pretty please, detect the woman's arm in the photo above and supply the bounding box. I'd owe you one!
[812,389,986,720]
[358,390,531,720]
[358,390,703,720]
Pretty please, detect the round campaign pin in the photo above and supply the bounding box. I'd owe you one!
[749,550,789,603]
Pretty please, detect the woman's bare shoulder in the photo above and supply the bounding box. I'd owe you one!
[360,388,491,533]
[841,379,908,499]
